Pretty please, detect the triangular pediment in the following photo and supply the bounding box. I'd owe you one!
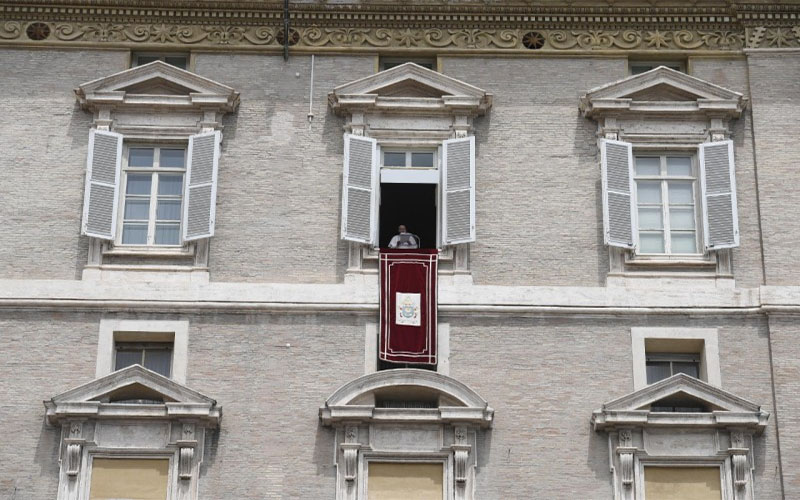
[603,373,760,413]
[329,62,492,115]
[75,60,239,112]
[580,66,745,118]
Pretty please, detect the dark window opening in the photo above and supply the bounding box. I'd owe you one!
[649,394,709,413]
[378,359,437,371]
[114,342,173,377]
[380,57,436,71]
[379,183,437,249]
[629,60,686,75]
[132,53,189,70]
[646,353,700,384]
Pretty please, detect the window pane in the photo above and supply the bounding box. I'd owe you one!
[644,467,721,500]
[122,223,148,245]
[635,157,660,175]
[638,208,663,230]
[667,157,692,176]
[158,174,183,195]
[164,56,188,69]
[411,152,434,168]
[144,349,172,377]
[668,181,694,204]
[126,174,152,195]
[669,207,695,230]
[124,199,150,220]
[639,232,665,253]
[134,56,159,66]
[673,362,699,378]
[384,152,406,167]
[155,224,180,245]
[156,200,182,221]
[646,361,672,384]
[368,463,443,500]
[671,232,698,253]
[115,349,143,371]
[90,458,169,500]
[129,148,155,167]
[160,149,186,168]
[637,181,662,203]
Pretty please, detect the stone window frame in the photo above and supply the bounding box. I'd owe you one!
[75,60,238,281]
[330,62,491,281]
[631,327,720,391]
[580,66,746,281]
[96,318,189,384]
[320,369,493,500]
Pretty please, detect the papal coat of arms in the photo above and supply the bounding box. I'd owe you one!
[395,292,421,326]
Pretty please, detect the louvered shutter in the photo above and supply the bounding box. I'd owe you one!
[81,129,123,240]
[183,131,221,241]
[699,140,739,250]
[341,134,378,244]
[600,139,636,249]
[442,136,476,245]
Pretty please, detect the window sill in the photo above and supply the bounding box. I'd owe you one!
[102,243,195,258]
[364,246,454,261]
[625,253,716,268]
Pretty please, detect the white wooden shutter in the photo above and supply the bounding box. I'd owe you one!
[600,139,636,249]
[183,130,221,241]
[699,140,739,250]
[442,136,476,245]
[81,129,123,240]
[341,134,378,244]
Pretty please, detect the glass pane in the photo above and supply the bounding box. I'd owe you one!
[635,157,660,176]
[89,458,169,500]
[639,232,665,253]
[673,362,699,378]
[115,349,142,371]
[122,223,148,245]
[671,232,698,254]
[126,174,152,195]
[160,149,185,168]
[637,181,662,203]
[638,208,663,230]
[667,156,692,176]
[646,361,672,384]
[134,56,159,66]
[368,463,443,500]
[156,200,182,221]
[668,181,694,204]
[383,152,406,167]
[164,56,188,69]
[155,224,180,245]
[411,152,434,168]
[669,207,695,230]
[123,199,150,220]
[129,148,154,167]
[143,349,172,377]
[157,174,183,195]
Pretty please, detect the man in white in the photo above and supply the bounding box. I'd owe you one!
[388,225,420,249]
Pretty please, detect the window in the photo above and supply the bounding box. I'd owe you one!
[383,150,435,168]
[132,52,188,69]
[114,341,173,377]
[631,328,720,391]
[379,57,436,71]
[646,353,700,384]
[367,462,444,500]
[120,145,186,246]
[644,466,722,500]
[629,60,686,75]
[89,458,170,500]
[634,154,700,254]
[96,319,189,384]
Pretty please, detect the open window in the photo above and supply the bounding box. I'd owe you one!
[592,374,769,500]
[581,66,746,281]
[75,61,238,281]
[45,365,220,500]
[320,369,493,500]
[330,63,490,277]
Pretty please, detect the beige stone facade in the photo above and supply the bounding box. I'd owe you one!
[1,1,800,499]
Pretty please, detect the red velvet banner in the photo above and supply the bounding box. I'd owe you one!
[379,249,438,365]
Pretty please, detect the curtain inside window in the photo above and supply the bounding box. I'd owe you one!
[368,462,443,500]
[644,466,722,500]
[89,458,169,500]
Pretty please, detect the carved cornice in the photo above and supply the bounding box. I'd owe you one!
[2,2,800,52]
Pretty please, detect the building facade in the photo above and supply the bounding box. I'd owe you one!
[1,1,800,499]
